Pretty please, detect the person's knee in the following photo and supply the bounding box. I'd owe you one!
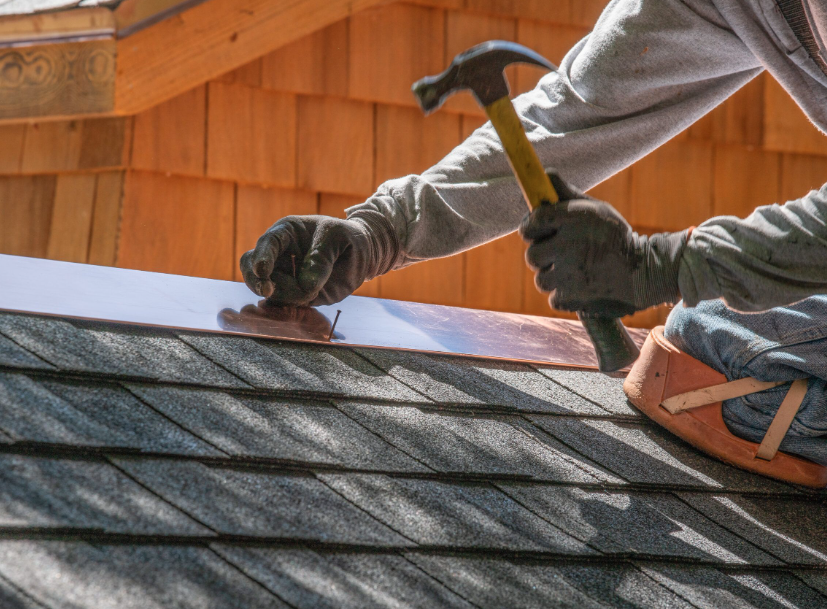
[664,299,733,374]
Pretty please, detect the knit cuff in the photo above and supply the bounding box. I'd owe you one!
[631,230,689,310]
[348,210,402,280]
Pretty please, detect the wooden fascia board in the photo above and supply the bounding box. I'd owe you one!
[113,0,388,115]
[0,0,390,123]
[0,8,115,47]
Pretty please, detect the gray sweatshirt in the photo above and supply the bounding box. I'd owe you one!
[347,0,827,312]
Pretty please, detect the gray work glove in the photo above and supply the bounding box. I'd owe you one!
[240,211,399,307]
[520,174,689,318]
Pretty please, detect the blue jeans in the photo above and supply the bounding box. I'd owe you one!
[664,297,827,465]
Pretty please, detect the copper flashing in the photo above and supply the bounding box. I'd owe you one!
[0,255,646,370]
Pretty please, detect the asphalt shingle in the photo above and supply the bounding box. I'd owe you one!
[318,473,594,553]
[178,333,428,402]
[641,565,827,609]
[498,485,777,564]
[534,367,638,416]
[0,541,287,609]
[677,493,827,565]
[356,348,609,414]
[0,334,52,371]
[113,459,410,545]
[0,455,209,535]
[529,416,793,492]
[214,546,474,609]
[0,375,220,455]
[128,385,429,471]
[406,555,694,609]
[0,314,247,388]
[339,402,619,482]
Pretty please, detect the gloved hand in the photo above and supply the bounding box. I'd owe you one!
[519,174,689,318]
[240,211,399,307]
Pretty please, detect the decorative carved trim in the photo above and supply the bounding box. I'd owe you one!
[0,39,115,120]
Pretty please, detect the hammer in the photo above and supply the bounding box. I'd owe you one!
[411,40,639,372]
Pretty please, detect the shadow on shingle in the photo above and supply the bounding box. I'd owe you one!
[127,385,430,471]
[356,348,611,414]
[178,333,428,402]
[529,415,794,492]
[318,473,594,554]
[0,314,247,388]
[406,555,694,609]
[338,401,618,482]
[641,565,827,608]
[499,484,777,564]
[0,455,210,535]
[213,546,474,609]
[678,493,827,564]
[0,374,220,455]
[112,458,410,546]
[0,542,286,609]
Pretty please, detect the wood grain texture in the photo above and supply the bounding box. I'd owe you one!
[468,0,567,21]
[47,174,97,263]
[375,104,461,187]
[0,124,25,173]
[465,231,524,311]
[779,153,827,203]
[118,171,235,279]
[297,95,373,195]
[132,85,206,176]
[568,0,608,27]
[461,114,488,139]
[0,175,56,258]
[0,39,115,121]
[587,168,632,218]
[443,10,516,116]
[20,118,128,173]
[0,8,114,45]
[88,171,125,267]
[115,0,386,115]
[380,256,466,307]
[213,58,263,87]
[349,3,445,107]
[261,20,349,97]
[20,121,82,173]
[235,184,318,281]
[318,193,363,218]
[713,145,780,218]
[763,76,827,156]
[515,19,588,95]
[207,82,296,186]
[630,139,713,231]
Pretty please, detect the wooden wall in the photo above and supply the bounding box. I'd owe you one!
[2,0,827,327]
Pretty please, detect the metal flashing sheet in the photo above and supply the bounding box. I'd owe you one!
[0,254,646,369]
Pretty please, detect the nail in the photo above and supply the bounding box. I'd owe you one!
[328,309,342,341]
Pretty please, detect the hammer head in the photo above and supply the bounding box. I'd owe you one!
[412,40,555,114]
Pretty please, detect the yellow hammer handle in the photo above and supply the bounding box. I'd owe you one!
[484,97,558,210]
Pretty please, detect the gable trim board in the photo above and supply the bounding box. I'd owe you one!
[0,0,388,123]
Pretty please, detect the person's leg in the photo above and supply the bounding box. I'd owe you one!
[663,297,827,464]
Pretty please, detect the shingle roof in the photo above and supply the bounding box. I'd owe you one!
[0,0,117,17]
[0,309,826,607]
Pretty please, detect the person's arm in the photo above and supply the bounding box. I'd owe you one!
[242,0,762,305]
[348,0,762,268]
[680,186,827,311]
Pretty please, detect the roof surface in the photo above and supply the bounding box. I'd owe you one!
[0,309,826,608]
[0,0,116,17]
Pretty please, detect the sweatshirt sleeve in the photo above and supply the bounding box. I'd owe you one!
[346,0,762,268]
[679,185,827,311]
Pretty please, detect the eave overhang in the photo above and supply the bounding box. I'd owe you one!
[0,0,386,123]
